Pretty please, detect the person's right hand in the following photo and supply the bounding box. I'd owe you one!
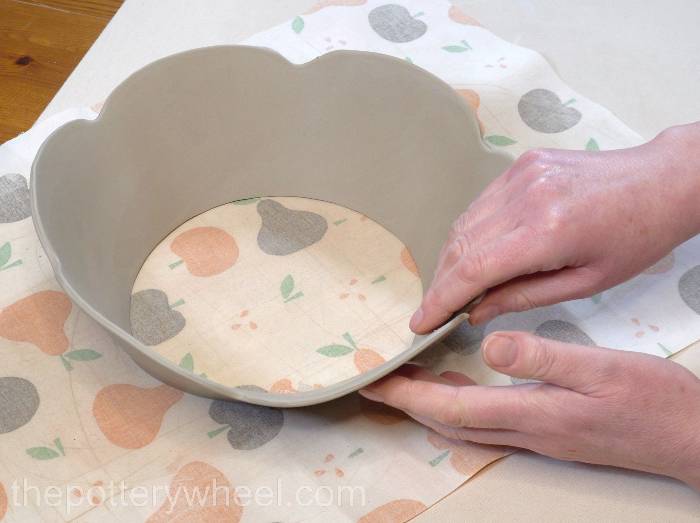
[411,122,700,334]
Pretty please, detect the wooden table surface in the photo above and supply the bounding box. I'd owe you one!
[0,0,122,143]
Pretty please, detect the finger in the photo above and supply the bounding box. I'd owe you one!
[412,226,558,333]
[394,364,452,384]
[432,211,516,284]
[359,374,529,430]
[468,266,603,325]
[409,413,531,448]
[439,370,476,386]
[394,364,477,387]
[431,155,545,287]
[482,331,620,392]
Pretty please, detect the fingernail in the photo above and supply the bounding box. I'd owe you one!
[358,389,383,402]
[469,304,500,325]
[409,306,424,331]
[483,335,517,368]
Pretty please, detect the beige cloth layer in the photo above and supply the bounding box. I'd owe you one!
[131,197,422,391]
[1,0,699,521]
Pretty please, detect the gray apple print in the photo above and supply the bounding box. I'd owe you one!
[518,89,582,133]
[209,386,284,450]
[369,4,427,43]
[130,289,185,346]
[0,174,31,223]
[535,319,595,346]
[442,322,484,355]
[512,320,594,384]
[679,265,700,314]
[0,377,40,434]
[257,199,328,256]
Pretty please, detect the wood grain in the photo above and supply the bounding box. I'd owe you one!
[21,0,123,20]
[0,0,122,143]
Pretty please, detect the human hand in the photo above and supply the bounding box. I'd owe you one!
[359,331,700,490]
[411,123,700,333]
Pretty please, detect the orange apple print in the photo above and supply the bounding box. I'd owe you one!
[455,89,485,136]
[448,5,481,26]
[170,226,238,277]
[644,252,675,274]
[358,499,427,523]
[93,384,183,449]
[359,396,407,425]
[270,378,295,394]
[316,333,385,374]
[354,348,385,373]
[147,461,242,523]
[0,290,71,355]
[427,431,510,475]
[0,482,6,521]
[270,378,322,393]
[400,247,419,277]
[305,0,367,14]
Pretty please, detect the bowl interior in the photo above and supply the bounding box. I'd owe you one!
[31,46,511,406]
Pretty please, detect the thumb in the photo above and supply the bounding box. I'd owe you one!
[481,331,619,391]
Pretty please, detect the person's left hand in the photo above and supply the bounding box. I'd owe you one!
[359,331,700,490]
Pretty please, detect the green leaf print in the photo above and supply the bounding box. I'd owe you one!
[348,447,364,458]
[281,275,294,300]
[342,332,358,349]
[170,298,185,308]
[27,447,60,460]
[281,275,303,302]
[586,138,600,151]
[317,345,354,357]
[429,450,450,467]
[292,16,305,34]
[53,438,65,456]
[485,135,517,146]
[0,242,10,267]
[60,355,73,372]
[442,40,472,53]
[64,349,102,361]
[179,352,194,372]
[657,342,672,356]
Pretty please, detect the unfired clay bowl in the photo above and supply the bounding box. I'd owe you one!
[31,46,511,407]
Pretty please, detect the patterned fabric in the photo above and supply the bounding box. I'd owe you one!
[131,197,421,390]
[0,1,698,521]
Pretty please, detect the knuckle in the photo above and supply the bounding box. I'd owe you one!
[435,388,468,427]
[453,233,473,259]
[527,173,558,199]
[595,353,624,384]
[449,213,469,235]
[538,203,566,235]
[399,379,424,412]
[509,288,539,312]
[456,251,487,285]
[518,148,547,167]
[528,335,557,379]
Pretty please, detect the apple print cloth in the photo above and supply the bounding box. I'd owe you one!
[1,0,700,522]
[132,198,423,391]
